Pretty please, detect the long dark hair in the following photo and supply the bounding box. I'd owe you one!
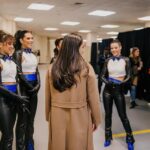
[14,30,31,50]
[51,33,87,92]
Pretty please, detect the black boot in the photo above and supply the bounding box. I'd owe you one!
[130,102,136,109]
[130,101,139,109]
[126,133,135,143]
[126,133,135,150]
[104,129,112,147]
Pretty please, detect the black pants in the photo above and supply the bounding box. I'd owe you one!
[16,81,38,150]
[0,97,17,150]
[103,84,135,143]
[98,74,102,94]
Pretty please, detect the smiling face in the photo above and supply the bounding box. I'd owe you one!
[2,40,14,55]
[0,35,14,55]
[110,42,122,57]
[20,32,33,49]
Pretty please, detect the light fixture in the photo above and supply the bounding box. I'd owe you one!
[61,33,68,36]
[78,30,91,33]
[101,24,120,28]
[88,10,116,16]
[138,16,150,21]
[14,17,33,22]
[110,36,117,39]
[97,38,102,42]
[28,3,54,10]
[134,27,144,30]
[61,21,80,26]
[44,28,58,31]
[107,32,118,35]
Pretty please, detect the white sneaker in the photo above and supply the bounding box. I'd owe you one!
[148,103,150,106]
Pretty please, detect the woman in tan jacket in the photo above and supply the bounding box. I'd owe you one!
[45,33,101,150]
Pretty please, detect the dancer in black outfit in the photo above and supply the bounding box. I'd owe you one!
[101,39,135,150]
[13,30,40,150]
[0,31,28,150]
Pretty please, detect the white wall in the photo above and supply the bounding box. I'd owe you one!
[0,15,50,64]
[0,16,16,34]
[32,33,49,63]
[84,32,97,62]
[49,39,55,58]
[82,45,91,62]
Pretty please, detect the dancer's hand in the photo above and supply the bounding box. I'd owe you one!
[20,103,30,114]
[28,84,40,95]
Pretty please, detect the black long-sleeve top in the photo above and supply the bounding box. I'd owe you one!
[100,56,131,85]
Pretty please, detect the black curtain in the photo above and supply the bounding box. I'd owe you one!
[90,42,98,73]
[91,39,113,74]
[99,39,113,54]
[118,28,150,99]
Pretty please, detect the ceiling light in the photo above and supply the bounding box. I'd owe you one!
[107,32,118,35]
[101,24,120,28]
[88,10,116,16]
[44,28,58,31]
[97,38,102,42]
[78,30,91,33]
[28,3,54,10]
[110,36,117,39]
[134,27,144,30]
[61,21,80,26]
[138,16,150,21]
[14,17,33,22]
[61,33,68,36]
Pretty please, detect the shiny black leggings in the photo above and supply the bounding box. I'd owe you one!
[103,84,134,143]
[0,98,16,150]
[16,81,38,150]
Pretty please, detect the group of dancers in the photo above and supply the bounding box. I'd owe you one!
[0,29,135,150]
[0,30,40,150]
